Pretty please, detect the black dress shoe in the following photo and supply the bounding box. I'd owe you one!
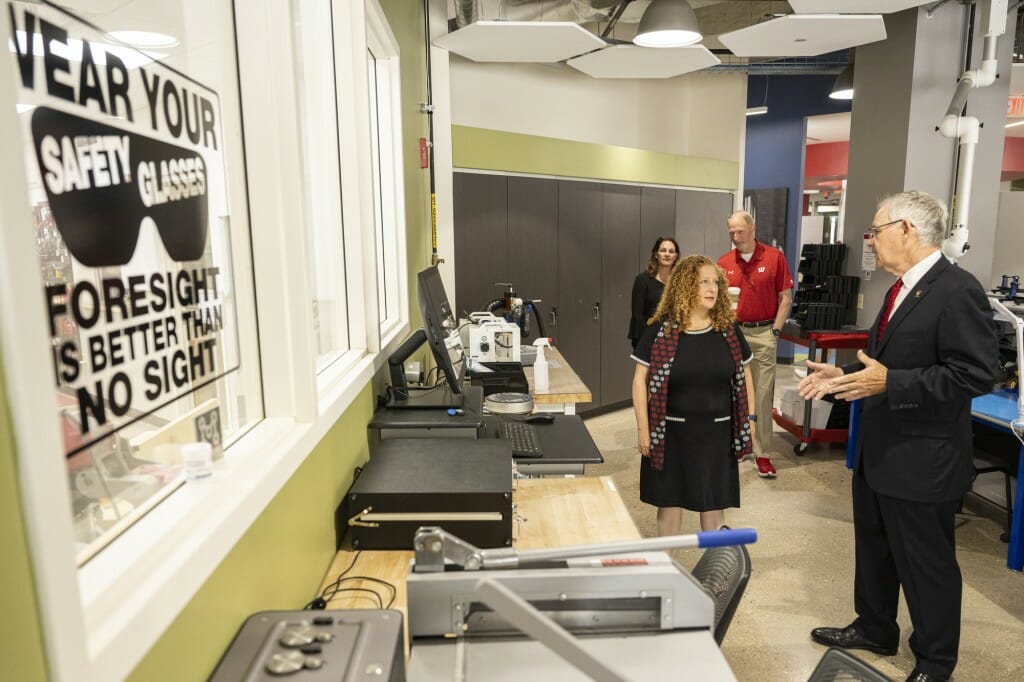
[905,670,949,682]
[810,624,898,656]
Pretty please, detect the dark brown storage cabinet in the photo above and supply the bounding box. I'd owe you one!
[453,171,733,413]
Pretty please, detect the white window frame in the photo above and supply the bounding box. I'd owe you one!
[364,1,408,345]
[0,1,411,680]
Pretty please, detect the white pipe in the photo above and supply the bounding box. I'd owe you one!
[937,0,1007,261]
[942,120,978,260]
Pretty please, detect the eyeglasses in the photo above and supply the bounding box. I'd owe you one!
[867,219,902,237]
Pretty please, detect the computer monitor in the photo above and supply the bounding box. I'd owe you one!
[385,266,466,409]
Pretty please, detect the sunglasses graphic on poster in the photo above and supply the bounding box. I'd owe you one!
[8,1,240,463]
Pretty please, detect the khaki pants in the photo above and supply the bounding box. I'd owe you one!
[741,325,777,457]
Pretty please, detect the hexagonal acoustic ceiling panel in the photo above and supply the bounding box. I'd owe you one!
[719,14,887,58]
[433,20,606,63]
[789,1,933,13]
[567,44,720,79]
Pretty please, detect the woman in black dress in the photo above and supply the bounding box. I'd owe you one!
[628,237,680,349]
[630,255,755,535]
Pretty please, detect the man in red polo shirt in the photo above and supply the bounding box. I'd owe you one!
[718,210,793,478]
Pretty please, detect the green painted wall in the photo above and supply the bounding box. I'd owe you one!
[452,124,740,190]
[0,356,50,681]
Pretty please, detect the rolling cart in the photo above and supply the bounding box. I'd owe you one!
[773,325,869,455]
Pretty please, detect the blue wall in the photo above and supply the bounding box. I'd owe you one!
[744,75,851,360]
[745,74,852,265]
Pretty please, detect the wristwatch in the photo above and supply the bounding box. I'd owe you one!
[771,328,781,337]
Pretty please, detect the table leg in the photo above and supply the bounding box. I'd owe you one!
[1008,444,1024,571]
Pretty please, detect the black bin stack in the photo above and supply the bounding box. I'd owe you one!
[793,243,859,331]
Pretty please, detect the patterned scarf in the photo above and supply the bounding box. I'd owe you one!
[647,323,753,470]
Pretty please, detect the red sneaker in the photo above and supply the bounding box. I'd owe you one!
[756,456,777,478]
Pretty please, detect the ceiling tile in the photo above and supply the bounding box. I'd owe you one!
[433,21,606,63]
[789,1,932,13]
[719,15,887,58]
[567,45,720,79]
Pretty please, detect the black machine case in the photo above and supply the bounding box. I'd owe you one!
[209,609,404,681]
[343,438,513,550]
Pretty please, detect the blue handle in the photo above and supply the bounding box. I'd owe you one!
[697,528,757,548]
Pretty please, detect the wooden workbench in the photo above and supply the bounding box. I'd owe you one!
[320,476,639,615]
[523,346,591,413]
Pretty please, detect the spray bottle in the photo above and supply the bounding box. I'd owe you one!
[532,337,552,391]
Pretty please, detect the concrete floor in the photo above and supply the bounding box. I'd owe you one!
[582,370,1024,681]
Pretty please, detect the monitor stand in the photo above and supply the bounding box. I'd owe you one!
[387,385,465,410]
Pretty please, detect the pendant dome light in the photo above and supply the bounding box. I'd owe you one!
[634,0,703,48]
[830,51,855,100]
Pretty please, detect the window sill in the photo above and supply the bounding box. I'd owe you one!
[77,348,383,681]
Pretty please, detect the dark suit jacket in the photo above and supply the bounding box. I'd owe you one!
[847,256,997,503]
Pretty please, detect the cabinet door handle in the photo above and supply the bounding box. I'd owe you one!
[550,307,558,325]
[592,302,601,320]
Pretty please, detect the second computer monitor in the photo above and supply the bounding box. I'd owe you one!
[417,265,465,395]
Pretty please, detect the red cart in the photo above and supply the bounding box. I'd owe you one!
[773,327,869,455]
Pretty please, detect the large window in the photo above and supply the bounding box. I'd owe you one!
[6,0,262,564]
[293,0,350,372]
[365,6,405,341]
[293,0,407,373]
[0,0,413,679]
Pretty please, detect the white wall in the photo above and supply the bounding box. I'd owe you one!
[991,191,1024,290]
[448,57,745,164]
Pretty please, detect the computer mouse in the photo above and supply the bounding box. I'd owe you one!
[526,413,555,424]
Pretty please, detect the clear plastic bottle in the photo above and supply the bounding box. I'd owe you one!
[533,337,551,391]
[182,442,213,480]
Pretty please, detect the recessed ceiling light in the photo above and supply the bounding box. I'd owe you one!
[107,30,179,49]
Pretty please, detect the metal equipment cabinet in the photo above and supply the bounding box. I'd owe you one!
[453,171,732,412]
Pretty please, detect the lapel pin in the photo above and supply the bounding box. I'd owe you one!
[914,290,922,298]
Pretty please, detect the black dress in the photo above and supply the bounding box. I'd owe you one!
[628,273,664,349]
[632,323,751,511]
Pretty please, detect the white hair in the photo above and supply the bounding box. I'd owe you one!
[879,191,947,247]
[727,210,754,228]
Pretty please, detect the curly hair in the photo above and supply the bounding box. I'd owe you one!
[645,236,680,277]
[649,254,735,332]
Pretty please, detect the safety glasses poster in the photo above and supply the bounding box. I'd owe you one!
[8,1,240,460]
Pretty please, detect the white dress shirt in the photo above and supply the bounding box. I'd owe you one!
[888,249,943,321]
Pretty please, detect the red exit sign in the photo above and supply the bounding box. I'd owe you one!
[1008,95,1024,117]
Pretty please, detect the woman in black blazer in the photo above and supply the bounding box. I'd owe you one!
[628,236,680,349]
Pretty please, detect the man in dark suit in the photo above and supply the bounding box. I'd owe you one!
[798,191,997,682]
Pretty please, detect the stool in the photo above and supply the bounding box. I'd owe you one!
[972,450,1016,544]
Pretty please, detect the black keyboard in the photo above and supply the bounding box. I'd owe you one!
[500,421,543,458]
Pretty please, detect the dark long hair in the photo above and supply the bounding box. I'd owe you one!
[645,236,680,277]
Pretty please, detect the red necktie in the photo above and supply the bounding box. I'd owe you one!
[876,278,903,343]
